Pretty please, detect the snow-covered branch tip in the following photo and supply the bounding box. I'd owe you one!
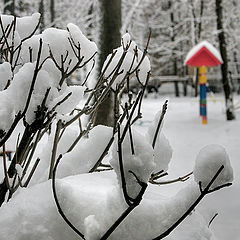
[152,165,232,240]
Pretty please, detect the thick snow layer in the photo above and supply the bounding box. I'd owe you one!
[67,23,97,60]
[57,125,113,178]
[0,62,12,91]
[184,40,223,65]
[102,33,151,90]
[0,13,40,50]
[193,144,233,189]
[20,24,97,81]
[110,127,155,199]
[0,171,215,240]
[0,90,15,131]
[48,85,85,115]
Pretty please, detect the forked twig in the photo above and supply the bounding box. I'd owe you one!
[149,171,193,185]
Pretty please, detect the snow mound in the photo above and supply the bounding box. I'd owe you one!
[0,171,216,240]
[193,144,233,189]
[57,125,113,178]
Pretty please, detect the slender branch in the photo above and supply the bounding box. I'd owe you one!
[24,158,40,187]
[208,213,218,228]
[100,171,147,240]
[2,144,11,193]
[52,154,85,239]
[49,121,62,179]
[152,100,168,149]
[150,172,193,185]
[100,205,135,240]
[89,136,115,173]
[22,38,43,116]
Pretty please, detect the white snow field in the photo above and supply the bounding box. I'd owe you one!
[136,93,240,240]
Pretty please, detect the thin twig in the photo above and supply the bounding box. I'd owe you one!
[2,144,11,193]
[152,100,168,149]
[49,121,62,179]
[208,213,218,228]
[24,158,40,187]
[150,172,193,185]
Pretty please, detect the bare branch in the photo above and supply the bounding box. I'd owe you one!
[152,100,168,149]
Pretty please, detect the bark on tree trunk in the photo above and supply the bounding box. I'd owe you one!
[169,1,179,97]
[215,0,235,120]
[93,0,122,127]
[4,0,15,15]
[39,0,45,33]
[50,0,55,27]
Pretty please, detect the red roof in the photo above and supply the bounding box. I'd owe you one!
[185,46,222,67]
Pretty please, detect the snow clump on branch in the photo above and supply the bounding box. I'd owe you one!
[0,13,41,49]
[102,33,151,90]
[193,144,233,189]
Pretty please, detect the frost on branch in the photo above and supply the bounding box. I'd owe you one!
[193,144,233,189]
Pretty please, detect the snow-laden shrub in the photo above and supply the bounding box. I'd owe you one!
[0,12,234,240]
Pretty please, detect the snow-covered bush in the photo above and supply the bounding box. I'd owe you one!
[0,13,234,240]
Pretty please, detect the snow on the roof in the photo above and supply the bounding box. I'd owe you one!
[184,40,223,65]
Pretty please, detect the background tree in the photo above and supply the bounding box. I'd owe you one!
[215,0,235,120]
[38,0,44,32]
[93,0,122,127]
[50,0,55,26]
[3,0,15,15]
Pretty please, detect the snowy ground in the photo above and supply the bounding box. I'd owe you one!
[0,90,239,240]
[136,92,240,240]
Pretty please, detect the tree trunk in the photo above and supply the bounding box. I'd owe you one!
[191,0,204,97]
[169,1,179,97]
[215,0,235,120]
[50,0,55,27]
[93,0,122,127]
[38,0,45,33]
[4,0,15,15]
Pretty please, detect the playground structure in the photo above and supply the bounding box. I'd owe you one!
[185,40,223,124]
